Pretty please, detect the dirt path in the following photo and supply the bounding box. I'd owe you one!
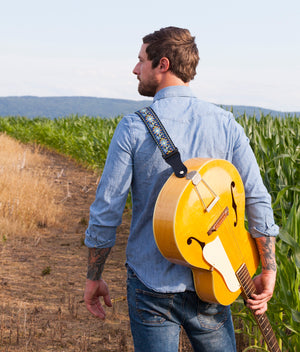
[0,149,136,352]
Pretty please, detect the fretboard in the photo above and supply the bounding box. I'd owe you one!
[236,264,281,352]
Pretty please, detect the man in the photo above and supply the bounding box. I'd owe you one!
[84,27,278,351]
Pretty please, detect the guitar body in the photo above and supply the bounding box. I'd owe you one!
[153,158,260,306]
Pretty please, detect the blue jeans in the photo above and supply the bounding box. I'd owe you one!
[127,268,236,352]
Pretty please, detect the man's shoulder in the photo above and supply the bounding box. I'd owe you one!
[120,112,142,123]
[152,94,234,121]
[117,112,147,131]
[194,99,233,117]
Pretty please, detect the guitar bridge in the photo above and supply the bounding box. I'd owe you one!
[207,207,229,235]
[186,171,220,212]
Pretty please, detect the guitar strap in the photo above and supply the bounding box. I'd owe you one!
[135,107,187,178]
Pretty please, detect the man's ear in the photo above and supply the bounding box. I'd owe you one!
[159,57,170,72]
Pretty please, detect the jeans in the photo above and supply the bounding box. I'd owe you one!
[127,267,236,352]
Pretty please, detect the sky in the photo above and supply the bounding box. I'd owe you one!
[1,0,299,112]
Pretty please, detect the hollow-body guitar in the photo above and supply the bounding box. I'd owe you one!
[153,158,281,352]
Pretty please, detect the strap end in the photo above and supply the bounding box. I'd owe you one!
[164,150,187,178]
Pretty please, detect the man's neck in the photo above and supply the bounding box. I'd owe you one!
[155,72,188,94]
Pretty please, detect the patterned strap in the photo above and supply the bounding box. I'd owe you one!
[135,107,187,178]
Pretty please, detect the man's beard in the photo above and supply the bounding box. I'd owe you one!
[137,77,159,97]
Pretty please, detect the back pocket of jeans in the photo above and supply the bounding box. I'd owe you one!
[135,289,174,325]
[197,301,229,331]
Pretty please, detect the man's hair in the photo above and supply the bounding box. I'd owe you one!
[143,26,199,83]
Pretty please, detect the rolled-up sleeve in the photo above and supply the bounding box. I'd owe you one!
[85,116,133,248]
[230,119,279,238]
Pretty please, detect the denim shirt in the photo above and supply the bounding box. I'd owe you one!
[85,86,279,293]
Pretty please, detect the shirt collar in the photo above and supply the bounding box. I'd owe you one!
[153,85,196,102]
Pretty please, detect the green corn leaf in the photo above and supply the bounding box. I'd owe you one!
[279,229,300,268]
[291,309,300,323]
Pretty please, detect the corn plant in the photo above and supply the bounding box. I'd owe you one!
[235,113,300,351]
[0,115,122,169]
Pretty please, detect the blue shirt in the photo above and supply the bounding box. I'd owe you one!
[85,86,279,293]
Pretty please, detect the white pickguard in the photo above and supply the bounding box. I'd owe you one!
[202,236,240,292]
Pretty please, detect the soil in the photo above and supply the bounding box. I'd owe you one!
[0,148,196,352]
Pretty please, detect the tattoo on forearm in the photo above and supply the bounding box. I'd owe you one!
[87,247,111,281]
[256,237,277,272]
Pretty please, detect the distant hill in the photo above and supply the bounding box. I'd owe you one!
[0,96,299,119]
[0,96,151,119]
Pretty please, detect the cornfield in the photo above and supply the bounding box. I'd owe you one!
[0,113,299,351]
[0,115,121,170]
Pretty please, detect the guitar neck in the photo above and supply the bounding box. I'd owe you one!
[236,264,281,352]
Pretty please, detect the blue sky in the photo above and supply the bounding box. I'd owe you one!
[1,0,299,111]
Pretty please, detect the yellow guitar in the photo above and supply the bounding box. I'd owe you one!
[153,158,281,352]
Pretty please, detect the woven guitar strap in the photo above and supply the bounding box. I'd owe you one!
[135,107,187,178]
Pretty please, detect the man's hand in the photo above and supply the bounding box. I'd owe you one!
[246,270,276,315]
[84,278,112,319]
[84,247,112,319]
[247,236,277,315]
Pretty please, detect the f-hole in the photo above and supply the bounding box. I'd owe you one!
[187,237,205,249]
[230,181,238,226]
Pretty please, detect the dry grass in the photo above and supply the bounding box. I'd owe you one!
[0,133,63,238]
